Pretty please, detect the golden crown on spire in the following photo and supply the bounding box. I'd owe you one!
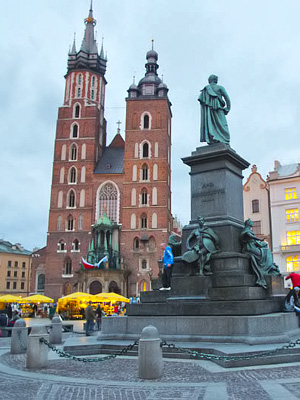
[85,16,96,25]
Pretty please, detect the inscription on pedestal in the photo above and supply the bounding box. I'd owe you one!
[192,183,225,203]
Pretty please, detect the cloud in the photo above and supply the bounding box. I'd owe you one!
[1,0,300,248]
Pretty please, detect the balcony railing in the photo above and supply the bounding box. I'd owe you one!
[281,244,300,252]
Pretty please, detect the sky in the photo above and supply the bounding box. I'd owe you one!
[1,0,300,251]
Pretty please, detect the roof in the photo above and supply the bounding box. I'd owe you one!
[94,213,112,227]
[94,147,124,174]
[277,163,299,177]
[268,161,300,181]
[0,240,32,256]
[243,165,267,189]
[109,133,125,148]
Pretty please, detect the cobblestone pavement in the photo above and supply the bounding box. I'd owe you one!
[1,348,300,400]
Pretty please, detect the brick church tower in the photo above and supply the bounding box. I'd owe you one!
[121,46,173,295]
[41,5,174,300]
[44,5,108,299]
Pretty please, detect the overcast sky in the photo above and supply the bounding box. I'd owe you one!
[1,0,300,251]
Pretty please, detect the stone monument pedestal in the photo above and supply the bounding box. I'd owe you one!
[94,144,297,346]
[181,143,249,253]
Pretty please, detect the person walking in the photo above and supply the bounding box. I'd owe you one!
[159,242,174,291]
[285,272,300,310]
[95,303,104,331]
[84,301,95,336]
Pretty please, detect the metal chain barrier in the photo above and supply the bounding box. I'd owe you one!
[71,330,86,335]
[16,330,27,351]
[39,337,139,362]
[39,336,300,364]
[160,338,300,362]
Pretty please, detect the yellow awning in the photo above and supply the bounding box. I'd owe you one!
[58,292,97,302]
[0,295,22,303]
[94,292,129,303]
[19,294,54,304]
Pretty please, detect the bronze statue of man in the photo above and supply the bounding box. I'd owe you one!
[198,75,231,145]
[182,216,220,275]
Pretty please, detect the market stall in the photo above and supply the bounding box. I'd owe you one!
[19,294,54,318]
[94,292,129,316]
[57,292,98,320]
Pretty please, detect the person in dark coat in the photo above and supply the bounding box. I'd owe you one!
[5,304,12,320]
[84,301,95,336]
[95,303,104,330]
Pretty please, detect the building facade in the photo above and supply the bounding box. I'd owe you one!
[243,164,271,246]
[0,240,32,296]
[43,5,173,300]
[268,160,300,279]
[121,48,172,296]
[30,247,46,295]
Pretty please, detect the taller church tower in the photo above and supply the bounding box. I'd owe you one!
[121,46,172,295]
[44,4,107,299]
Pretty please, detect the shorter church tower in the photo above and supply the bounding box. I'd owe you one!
[122,45,172,295]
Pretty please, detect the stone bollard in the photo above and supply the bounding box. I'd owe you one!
[11,319,28,354]
[26,325,49,369]
[49,316,62,344]
[138,325,163,379]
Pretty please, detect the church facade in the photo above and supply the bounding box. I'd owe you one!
[42,5,173,300]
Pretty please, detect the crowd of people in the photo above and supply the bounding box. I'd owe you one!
[84,302,126,335]
[0,304,21,335]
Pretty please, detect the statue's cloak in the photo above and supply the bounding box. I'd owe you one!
[199,85,230,145]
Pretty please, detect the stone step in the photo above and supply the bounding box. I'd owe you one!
[127,296,284,316]
[212,274,256,288]
[63,341,300,368]
[153,275,212,298]
[140,290,172,303]
[63,340,300,369]
[209,286,267,300]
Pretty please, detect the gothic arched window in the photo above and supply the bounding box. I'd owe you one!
[72,124,78,138]
[144,114,149,129]
[69,167,76,183]
[131,214,136,229]
[58,240,66,251]
[70,144,77,160]
[72,239,79,251]
[132,165,137,181]
[57,216,62,231]
[58,191,63,208]
[61,144,66,160]
[141,214,147,229]
[142,164,148,181]
[74,104,80,118]
[142,142,149,158]
[37,274,45,291]
[68,190,75,208]
[78,214,83,230]
[67,215,74,231]
[141,188,148,205]
[134,238,139,250]
[98,183,119,223]
[64,258,72,275]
